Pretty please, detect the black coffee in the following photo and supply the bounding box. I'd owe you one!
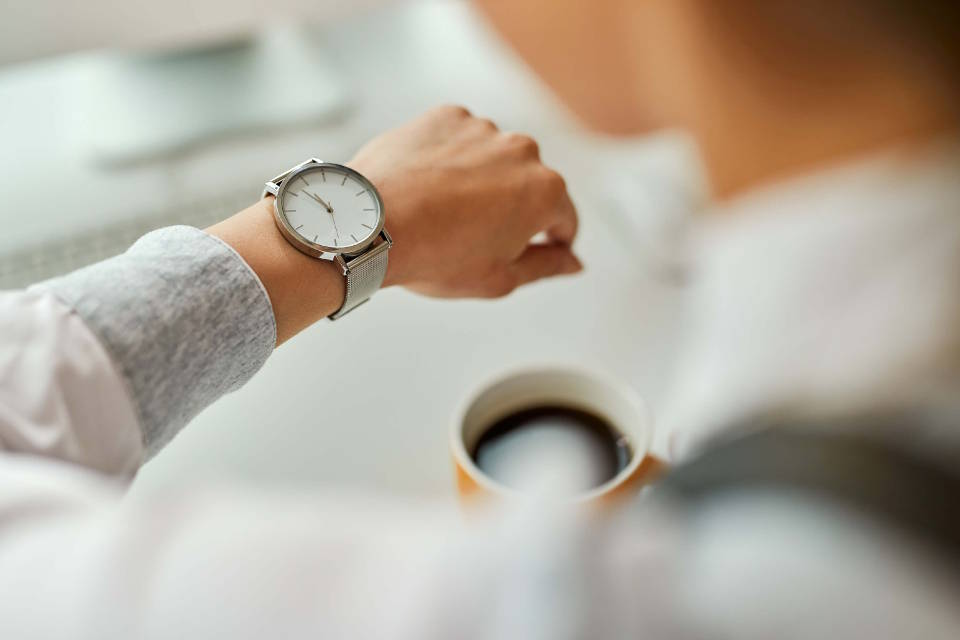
[471,405,632,495]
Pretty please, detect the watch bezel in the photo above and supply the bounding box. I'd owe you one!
[272,161,386,259]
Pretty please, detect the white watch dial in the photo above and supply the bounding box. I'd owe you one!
[276,164,383,252]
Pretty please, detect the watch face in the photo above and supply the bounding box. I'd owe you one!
[275,163,384,254]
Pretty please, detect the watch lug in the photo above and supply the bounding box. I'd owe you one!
[334,254,348,275]
[267,158,318,188]
[340,231,391,273]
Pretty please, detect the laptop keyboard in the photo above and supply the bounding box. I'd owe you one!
[0,193,254,290]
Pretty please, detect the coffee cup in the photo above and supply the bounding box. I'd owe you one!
[451,365,653,504]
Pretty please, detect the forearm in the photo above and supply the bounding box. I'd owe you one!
[37,225,276,460]
[206,197,346,345]
[10,198,333,473]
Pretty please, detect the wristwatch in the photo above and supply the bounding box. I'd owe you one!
[263,159,392,320]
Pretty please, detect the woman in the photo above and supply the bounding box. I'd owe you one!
[2,0,959,637]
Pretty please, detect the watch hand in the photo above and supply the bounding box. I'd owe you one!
[307,191,334,213]
[302,190,340,239]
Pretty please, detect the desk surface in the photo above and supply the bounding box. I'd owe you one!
[0,0,698,499]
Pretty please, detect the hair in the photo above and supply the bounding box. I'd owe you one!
[867,0,960,74]
[709,0,960,95]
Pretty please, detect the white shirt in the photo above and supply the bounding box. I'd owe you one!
[2,144,960,638]
[661,143,960,462]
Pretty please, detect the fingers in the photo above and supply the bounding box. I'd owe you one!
[527,166,577,246]
[510,244,583,288]
[546,188,578,245]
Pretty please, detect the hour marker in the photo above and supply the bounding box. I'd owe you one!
[287,192,299,197]
[341,174,347,186]
[321,168,326,182]
[363,208,375,211]
[361,223,373,230]
[333,238,338,247]
[350,234,358,242]
[295,224,304,231]
[313,235,318,243]
[300,176,310,186]
[284,209,297,213]
[355,190,367,197]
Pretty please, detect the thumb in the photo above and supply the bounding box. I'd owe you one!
[511,244,583,288]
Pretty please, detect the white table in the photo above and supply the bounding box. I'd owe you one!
[0,0,699,499]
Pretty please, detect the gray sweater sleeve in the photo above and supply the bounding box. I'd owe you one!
[37,226,277,458]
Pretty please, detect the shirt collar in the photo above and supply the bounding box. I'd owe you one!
[662,139,960,460]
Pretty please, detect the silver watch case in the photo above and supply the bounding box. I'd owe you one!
[263,158,391,275]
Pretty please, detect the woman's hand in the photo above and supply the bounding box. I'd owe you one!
[351,105,582,298]
[209,106,581,344]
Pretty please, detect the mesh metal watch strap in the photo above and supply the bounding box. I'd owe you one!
[330,244,389,320]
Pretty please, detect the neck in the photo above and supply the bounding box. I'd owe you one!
[664,0,960,201]
[702,90,958,201]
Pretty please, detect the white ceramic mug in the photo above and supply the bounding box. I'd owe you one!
[451,365,653,504]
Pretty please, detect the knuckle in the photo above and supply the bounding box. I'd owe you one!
[503,133,539,157]
[475,117,498,132]
[538,167,567,198]
[433,104,471,120]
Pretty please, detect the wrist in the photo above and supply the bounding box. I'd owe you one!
[206,198,346,344]
[347,161,409,289]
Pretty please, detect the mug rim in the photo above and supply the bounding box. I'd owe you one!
[451,363,653,503]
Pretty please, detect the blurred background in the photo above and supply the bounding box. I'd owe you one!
[0,0,703,499]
